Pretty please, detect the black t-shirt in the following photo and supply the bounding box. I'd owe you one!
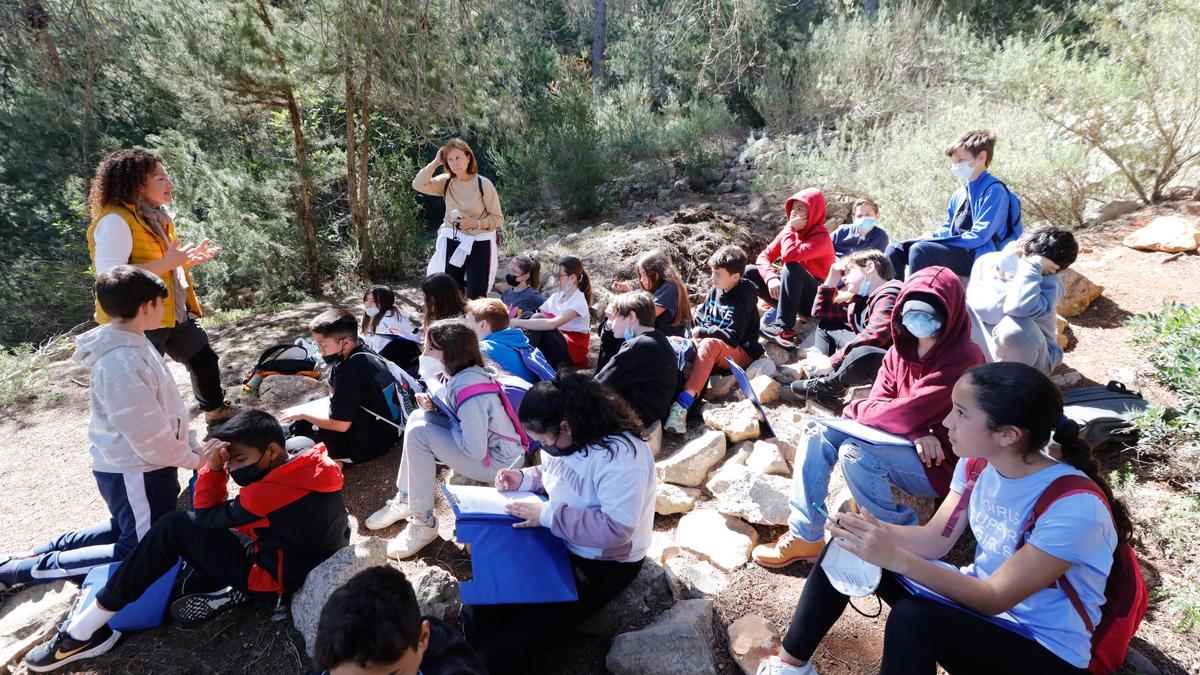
[653,282,684,336]
[595,329,678,427]
[328,345,400,460]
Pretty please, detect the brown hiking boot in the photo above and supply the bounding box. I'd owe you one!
[752,532,824,569]
[204,402,239,425]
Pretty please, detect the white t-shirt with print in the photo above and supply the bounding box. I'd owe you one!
[541,288,590,333]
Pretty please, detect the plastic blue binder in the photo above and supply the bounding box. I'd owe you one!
[77,559,182,631]
[725,357,777,439]
[441,484,578,606]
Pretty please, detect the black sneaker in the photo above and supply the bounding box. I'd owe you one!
[25,624,121,672]
[170,586,249,626]
[789,379,845,412]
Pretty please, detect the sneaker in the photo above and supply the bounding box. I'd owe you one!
[664,403,688,435]
[365,495,411,530]
[757,655,819,675]
[169,586,249,626]
[760,305,779,328]
[25,624,121,672]
[751,532,824,568]
[789,379,844,411]
[761,322,796,349]
[387,519,440,559]
[204,402,240,424]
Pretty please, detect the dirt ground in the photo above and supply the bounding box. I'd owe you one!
[3,194,1199,674]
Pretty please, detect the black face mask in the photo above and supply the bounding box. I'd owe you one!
[505,273,522,287]
[321,352,344,366]
[230,461,269,487]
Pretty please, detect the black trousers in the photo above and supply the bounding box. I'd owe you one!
[462,555,643,675]
[782,546,1086,675]
[96,511,254,612]
[522,328,573,370]
[145,319,224,412]
[885,239,975,280]
[744,263,820,330]
[813,322,886,393]
[379,339,421,379]
[444,237,493,300]
[594,315,624,372]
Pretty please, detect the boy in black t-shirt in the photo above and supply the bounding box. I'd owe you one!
[283,309,400,463]
[595,291,678,427]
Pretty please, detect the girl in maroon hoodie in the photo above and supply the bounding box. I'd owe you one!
[745,187,836,348]
[753,266,983,568]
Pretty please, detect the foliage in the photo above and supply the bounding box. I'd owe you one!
[0,343,56,411]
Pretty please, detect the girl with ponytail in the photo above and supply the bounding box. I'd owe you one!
[510,256,593,369]
[463,371,656,674]
[757,362,1126,675]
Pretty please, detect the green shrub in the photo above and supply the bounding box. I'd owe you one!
[0,343,56,411]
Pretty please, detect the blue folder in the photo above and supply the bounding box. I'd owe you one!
[77,559,182,631]
[725,357,777,439]
[441,484,578,605]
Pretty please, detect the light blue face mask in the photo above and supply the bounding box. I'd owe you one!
[623,327,636,341]
[950,159,976,181]
[902,311,942,338]
[857,278,872,296]
[856,217,877,235]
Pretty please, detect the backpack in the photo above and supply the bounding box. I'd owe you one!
[1062,381,1150,453]
[950,178,1024,251]
[514,345,556,382]
[346,351,422,430]
[953,458,1148,674]
[243,343,319,391]
[454,374,533,466]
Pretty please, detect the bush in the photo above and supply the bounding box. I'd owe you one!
[0,342,56,411]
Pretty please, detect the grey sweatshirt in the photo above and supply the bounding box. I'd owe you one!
[73,324,202,473]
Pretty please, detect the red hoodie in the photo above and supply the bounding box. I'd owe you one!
[755,188,836,284]
[842,266,985,495]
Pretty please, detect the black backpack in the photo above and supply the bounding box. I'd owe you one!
[1061,381,1150,452]
[251,344,318,375]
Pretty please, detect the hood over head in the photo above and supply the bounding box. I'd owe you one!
[890,266,971,364]
[784,188,829,239]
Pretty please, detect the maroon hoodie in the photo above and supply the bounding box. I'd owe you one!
[755,188,836,284]
[842,266,984,495]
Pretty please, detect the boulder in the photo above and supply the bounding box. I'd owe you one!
[1095,199,1142,223]
[706,464,792,525]
[745,357,778,380]
[675,510,758,571]
[1123,214,1200,253]
[1056,268,1104,318]
[564,233,579,243]
[656,483,701,515]
[746,440,791,476]
[407,563,461,625]
[580,226,594,236]
[544,234,561,246]
[257,374,325,408]
[656,429,727,487]
[663,553,730,598]
[292,537,388,657]
[728,615,781,675]
[644,420,664,458]
[606,599,718,675]
[1055,315,1069,349]
[702,400,762,443]
[747,376,781,405]
[0,580,75,674]
[580,561,673,636]
[703,374,737,401]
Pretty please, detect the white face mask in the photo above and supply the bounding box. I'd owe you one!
[418,355,444,382]
[364,306,380,318]
[950,159,976,181]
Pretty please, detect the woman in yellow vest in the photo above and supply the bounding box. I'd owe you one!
[87,149,234,423]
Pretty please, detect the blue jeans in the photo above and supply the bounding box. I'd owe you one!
[886,239,976,279]
[788,425,938,542]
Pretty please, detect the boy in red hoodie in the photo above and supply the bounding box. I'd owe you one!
[26,410,350,672]
[753,266,983,568]
[744,187,836,348]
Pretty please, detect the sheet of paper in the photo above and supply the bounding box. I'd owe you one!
[820,541,882,597]
[815,418,913,447]
[444,484,544,516]
[281,396,330,420]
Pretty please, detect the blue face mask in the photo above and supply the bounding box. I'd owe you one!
[856,217,877,235]
[902,312,942,339]
[623,327,636,341]
[857,278,872,296]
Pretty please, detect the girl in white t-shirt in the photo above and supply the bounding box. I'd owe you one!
[360,285,421,373]
[510,256,593,370]
[756,362,1133,675]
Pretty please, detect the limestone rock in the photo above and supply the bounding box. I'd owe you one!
[564,233,579,243]
[745,357,778,380]
[706,465,792,525]
[644,420,664,458]
[747,376,780,405]
[656,483,701,515]
[728,615,781,675]
[544,234,561,246]
[580,561,673,636]
[258,374,325,408]
[580,226,594,236]
[1095,199,1142,223]
[292,537,387,657]
[1056,268,1104,318]
[746,440,790,476]
[407,563,461,625]
[675,510,758,571]
[1055,314,1069,349]
[606,599,718,675]
[1123,214,1200,253]
[663,554,730,599]
[702,400,762,443]
[656,429,727,487]
[0,580,75,673]
[703,374,737,401]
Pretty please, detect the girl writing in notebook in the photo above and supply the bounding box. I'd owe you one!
[510,256,593,370]
[462,371,656,675]
[360,284,420,374]
[367,320,525,560]
[757,362,1130,675]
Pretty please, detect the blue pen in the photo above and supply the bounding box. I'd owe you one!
[812,502,834,521]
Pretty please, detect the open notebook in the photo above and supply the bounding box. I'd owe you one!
[442,484,544,516]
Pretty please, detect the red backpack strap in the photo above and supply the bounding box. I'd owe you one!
[455,381,531,468]
[942,457,988,537]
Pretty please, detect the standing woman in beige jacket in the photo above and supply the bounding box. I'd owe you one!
[414,138,504,299]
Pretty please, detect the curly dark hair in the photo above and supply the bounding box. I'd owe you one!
[518,369,643,458]
[88,148,163,219]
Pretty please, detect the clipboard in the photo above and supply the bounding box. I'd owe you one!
[814,418,914,447]
[896,572,1034,640]
[725,357,776,439]
[371,331,422,345]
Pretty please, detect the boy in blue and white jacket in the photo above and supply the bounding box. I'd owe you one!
[967,226,1079,374]
[886,129,1022,279]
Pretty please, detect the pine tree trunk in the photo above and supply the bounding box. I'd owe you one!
[286,91,320,292]
[591,0,606,85]
[357,66,374,277]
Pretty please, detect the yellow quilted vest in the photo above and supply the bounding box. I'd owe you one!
[86,204,203,327]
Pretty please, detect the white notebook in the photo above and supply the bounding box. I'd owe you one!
[815,418,913,447]
[443,484,544,516]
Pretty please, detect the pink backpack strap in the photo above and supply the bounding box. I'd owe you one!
[942,457,988,537]
[455,381,530,468]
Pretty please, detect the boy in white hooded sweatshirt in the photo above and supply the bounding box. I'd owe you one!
[1,266,201,590]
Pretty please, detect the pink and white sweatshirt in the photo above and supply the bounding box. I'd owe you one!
[518,433,656,563]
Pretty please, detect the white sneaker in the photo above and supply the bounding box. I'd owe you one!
[365,495,411,530]
[386,519,439,559]
[756,655,818,675]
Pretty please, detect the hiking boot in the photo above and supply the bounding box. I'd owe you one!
[757,655,820,675]
[761,321,796,349]
[752,532,824,569]
[204,402,240,425]
[387,519,440,559]
[25,624,121,672]
[789,378,844,412]
[170,586,249,626]
[664,403,688,435]
[365,494,411,530]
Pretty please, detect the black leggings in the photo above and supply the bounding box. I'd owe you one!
[813,322,885,393]
[145,319,224,412]
[744,263,820,330]
[783,547,1086,674]
[462,555,643,674]
[523,327,573,370]
[379,339,421,378]
[444,237,493,300]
